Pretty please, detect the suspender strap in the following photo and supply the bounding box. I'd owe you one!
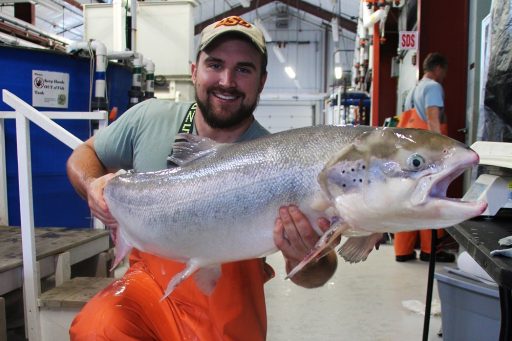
[178,102,197,134]
[167,102,197,167]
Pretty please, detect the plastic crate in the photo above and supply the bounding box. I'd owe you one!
[435,267,500,341]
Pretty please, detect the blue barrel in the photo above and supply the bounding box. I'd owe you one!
[0,46,132,228]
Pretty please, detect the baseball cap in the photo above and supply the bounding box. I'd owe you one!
[198,16,267,57]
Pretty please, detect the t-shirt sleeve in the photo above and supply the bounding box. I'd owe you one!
[424,83,444,109]
[94,103,145,170]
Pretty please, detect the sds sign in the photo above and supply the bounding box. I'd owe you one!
[399,31,418,50]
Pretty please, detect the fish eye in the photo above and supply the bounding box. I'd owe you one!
[406,153,426,171]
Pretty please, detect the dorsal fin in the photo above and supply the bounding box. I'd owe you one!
[167,133,224,167]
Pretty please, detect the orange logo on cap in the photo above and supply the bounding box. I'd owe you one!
[215,16,252,29]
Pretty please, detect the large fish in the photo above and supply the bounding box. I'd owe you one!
[104,126,487,297]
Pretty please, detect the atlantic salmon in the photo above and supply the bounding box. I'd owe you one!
[104,126,487,296]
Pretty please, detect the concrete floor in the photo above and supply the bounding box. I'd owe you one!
[265,243,443,341]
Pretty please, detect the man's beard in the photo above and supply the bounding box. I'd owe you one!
[195,90,258,129]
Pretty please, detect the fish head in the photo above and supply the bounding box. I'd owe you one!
[319,128,487,232]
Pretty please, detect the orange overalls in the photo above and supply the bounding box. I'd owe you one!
[393,107,448,257]
[70,250,274,340]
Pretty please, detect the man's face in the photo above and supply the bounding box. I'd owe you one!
[192,37,267,129]
[434,65,447,83]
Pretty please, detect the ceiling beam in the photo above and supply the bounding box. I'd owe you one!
[62,0,82,11]
[194,0,357,35]
[0,20,67,50]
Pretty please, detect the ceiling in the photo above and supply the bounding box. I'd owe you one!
[0,0,360,48]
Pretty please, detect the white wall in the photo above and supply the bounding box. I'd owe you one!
[245,11,355,130]
[395,50,418,115]
[254,101,315,133]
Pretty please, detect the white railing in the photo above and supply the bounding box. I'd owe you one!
[1,89,108,341]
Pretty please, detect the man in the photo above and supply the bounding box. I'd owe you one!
[67,16,337,340]
[401,52,448,135]
[394,52,454,263]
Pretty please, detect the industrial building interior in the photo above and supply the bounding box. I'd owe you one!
[1,0,511,340]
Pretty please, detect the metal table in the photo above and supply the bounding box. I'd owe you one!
[445,214,512,341]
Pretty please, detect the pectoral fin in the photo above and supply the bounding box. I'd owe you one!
[338,233,383,263]
[286,221,348,279]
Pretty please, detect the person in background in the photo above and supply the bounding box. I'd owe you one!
[394,52,455,263]
[66,16,338,340]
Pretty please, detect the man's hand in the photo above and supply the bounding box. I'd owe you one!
[273,205,337,288]
[66,137,119,243]
[86,173,119,242]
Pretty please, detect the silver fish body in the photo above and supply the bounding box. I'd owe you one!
[104,125,487,295]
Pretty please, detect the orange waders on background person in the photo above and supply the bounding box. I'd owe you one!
[393,107,450,262]
[69,250,274,341]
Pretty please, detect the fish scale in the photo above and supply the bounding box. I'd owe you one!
[104,125,487,297]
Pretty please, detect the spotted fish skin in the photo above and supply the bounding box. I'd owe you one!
[324,160,371,193]
[104,125,487,295]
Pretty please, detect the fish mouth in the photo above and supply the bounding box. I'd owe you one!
[423,149,481,206]
[402,148,488,228]
[424,148,487,219]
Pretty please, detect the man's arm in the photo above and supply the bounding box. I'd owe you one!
[425,106,442,133]
[66,136,118,227]
[274,206,337,288]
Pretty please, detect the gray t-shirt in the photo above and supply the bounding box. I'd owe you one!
[94,98,269,172]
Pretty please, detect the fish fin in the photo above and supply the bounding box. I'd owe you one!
[167,134,228,167]
[342,229,374,237]
[161,259,201,301]
[110,230,132,272]
[337,233,383,263]
[193,265,222,295]
[286,222,348,279]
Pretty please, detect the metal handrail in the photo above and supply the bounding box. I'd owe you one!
[1,89,107,340]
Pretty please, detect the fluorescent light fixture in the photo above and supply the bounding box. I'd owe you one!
[284,66,296,79]
[334,66,343,80]
[239,0,251,8]
[272,45,286,64]
[331,17,339,42]
[254,18,272,42]
[293,79,301,89]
